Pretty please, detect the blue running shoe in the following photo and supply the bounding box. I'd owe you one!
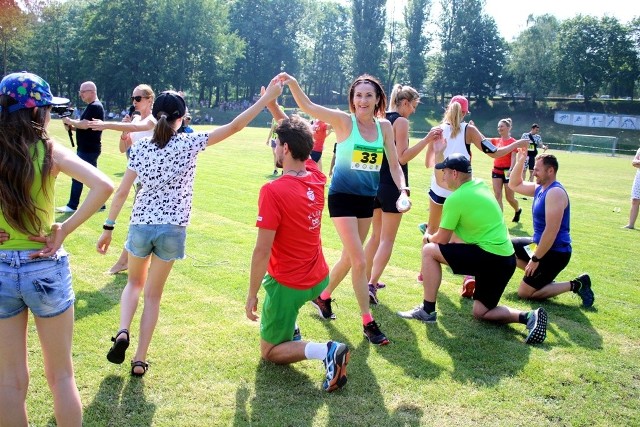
[323,341,350,392]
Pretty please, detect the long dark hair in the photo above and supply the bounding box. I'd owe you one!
[0,95,53,235]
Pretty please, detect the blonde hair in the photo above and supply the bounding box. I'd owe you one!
[389,84,419,111]
[134,84,155,101]
[498,117,512,128]
[442,101,465,138]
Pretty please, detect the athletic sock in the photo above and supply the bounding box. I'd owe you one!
[423,300,436,314]
[362,313,374,325]
[519,312,530,324]
[304,342,329,360]
[319,290,331,300]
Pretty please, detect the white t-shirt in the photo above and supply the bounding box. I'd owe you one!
[128,132,208,225]
[430,122,470,198]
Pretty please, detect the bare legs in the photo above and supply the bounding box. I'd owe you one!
[365,209,402,285]
[325,217,372,316]
[0,308,82,427]
[115,252,175,374]
[0,311,29,426]
[625,198,639,229]
[492,178,519,213]
[426,199,443,235]
[108,248,128,274]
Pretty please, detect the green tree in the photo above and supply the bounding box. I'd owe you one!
[506,14,559,103]
[404,0,432,90]
[230,0,304,101]
[555,15,610,101]
[601,17,639,98]
[298,1,351,104]
[0,0,32,76]
[438,0,504,99]
[351,0,386,79]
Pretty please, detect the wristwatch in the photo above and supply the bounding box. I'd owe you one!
[531,255,540,262]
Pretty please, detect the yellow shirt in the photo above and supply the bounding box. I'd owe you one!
[0,141,54,249]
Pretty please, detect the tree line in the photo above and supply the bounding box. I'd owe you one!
[2,0,639,112]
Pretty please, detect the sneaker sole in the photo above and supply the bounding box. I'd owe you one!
[525,308,547,344]
[310,300,336,320]
[324,346,350,392]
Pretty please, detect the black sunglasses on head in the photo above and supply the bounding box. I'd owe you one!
[131,96,148,102]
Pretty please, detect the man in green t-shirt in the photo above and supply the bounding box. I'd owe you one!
[397,153,547,344]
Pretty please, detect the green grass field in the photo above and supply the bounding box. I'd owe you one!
[21,122,639,426]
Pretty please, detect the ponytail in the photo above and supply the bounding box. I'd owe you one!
[151,112,178,149]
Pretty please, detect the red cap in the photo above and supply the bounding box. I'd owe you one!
[449,95,469,114]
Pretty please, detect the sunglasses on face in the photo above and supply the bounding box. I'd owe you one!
[131,96,148,102]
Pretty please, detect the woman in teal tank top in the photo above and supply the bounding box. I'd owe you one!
[0,72,113,426]
[276,72,410,346]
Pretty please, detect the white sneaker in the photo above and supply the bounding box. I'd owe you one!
[55,205,76,213]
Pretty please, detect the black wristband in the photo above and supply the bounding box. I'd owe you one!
[531,255,540,262]
[103,224,115,231]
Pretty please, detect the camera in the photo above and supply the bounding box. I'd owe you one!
[51,105,75,118]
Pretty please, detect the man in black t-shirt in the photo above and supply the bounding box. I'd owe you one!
[58,81,105,212]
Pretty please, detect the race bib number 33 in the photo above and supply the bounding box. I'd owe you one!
[351,144,384,171]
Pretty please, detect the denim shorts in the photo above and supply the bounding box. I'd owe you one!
[0,248,74,319]
[125,224,187,261]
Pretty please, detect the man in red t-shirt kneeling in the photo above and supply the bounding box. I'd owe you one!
[245,109,350,393]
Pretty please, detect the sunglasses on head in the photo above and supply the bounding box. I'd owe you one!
[131,95,148,102]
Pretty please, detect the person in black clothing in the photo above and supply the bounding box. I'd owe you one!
[58,81,105,212]
[363,84,442,303]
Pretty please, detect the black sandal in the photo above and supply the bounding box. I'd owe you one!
[131,360,149,377]
[106,328,130,364]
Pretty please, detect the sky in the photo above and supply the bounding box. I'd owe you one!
[380,0,636,41]
[482,0,636,41]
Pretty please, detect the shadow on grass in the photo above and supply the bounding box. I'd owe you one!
[83,374,156,426]
[371,303,443,381]
[74,274,128,322]
[425,294,533,386]
[236,319,424,426]
[500,289,603,350]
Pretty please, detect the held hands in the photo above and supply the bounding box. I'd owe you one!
[96,231,113,254]
[245,295,259,321]
[275,72,296,87]
[396,191,412,213]
[28,223,67,259]
[263,78,284,101]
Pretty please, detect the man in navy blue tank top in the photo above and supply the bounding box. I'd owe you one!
[509,151,594,308]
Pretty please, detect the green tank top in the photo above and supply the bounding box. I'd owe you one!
[0,141,54,249]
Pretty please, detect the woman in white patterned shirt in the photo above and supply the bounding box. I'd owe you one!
[96,83,282,376]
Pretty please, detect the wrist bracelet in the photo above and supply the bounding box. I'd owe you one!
[103,224,115,231]
[105,219,116,226]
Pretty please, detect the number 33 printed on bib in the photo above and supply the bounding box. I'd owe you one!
[351,144,384,171]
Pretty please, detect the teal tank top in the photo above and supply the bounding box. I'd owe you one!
[329,114,384,196]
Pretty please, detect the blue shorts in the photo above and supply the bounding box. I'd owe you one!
[0,249,74,319]
[429,189,447,205]
[126,224,187,261]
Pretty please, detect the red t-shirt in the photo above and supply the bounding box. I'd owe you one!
[256,159,329,289]
[492,137,516,172]
[312,121,328,152]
